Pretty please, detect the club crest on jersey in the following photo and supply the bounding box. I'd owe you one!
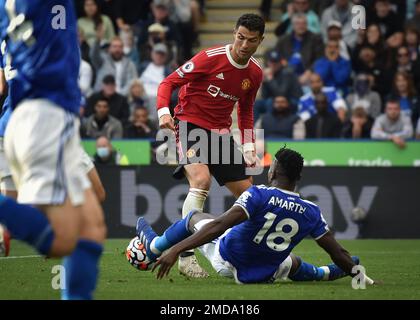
[241,79,251,90]
[236,191,252,207]
[186,148,196,158]
[182,61,195,73]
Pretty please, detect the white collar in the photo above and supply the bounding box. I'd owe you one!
[225,44,249,69]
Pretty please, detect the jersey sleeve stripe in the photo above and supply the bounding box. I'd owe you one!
[250,57,263,70]
[232,204,251,219]
[205,46,225,54]
[313,229,329,240]
[206,49,226,56]
[207,51,226,57]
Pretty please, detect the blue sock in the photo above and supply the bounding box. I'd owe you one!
[61,239,103,300]
[289,257,326,281]
[153,213,193,253]
[0,195,54,255]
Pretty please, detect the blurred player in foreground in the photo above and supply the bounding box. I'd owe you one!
[138,148,375,285]
[0,34,16,257]
[156,13,265,277]
[0,0,106,299]
[0,59,105,256]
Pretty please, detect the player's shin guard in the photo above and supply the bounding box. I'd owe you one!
[151,209,197,255]
[61,239,103,300]
[288,256,327,281]
[0,195,54,255]
[182,188,208,218]
[181,188,208,256]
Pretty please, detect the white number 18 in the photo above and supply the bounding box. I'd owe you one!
[253,212,299,252]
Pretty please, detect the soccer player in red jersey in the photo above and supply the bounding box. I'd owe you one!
[155,14,265,277]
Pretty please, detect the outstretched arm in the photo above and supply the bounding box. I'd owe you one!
[157,51,208,131]
[152,205,248,279]
[317,231,377,283]
[316,231,355,275]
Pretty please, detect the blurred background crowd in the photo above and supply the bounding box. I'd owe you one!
[72,0,420,164]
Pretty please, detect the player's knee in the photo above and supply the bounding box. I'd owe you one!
[188,211,202,230]
[89,223,107,244]
[188,212,215,232]
[190,171,211,190]
[95,220,107,243]
[288,254,302,276]
[81,212,107,243]
[50,233,79,257]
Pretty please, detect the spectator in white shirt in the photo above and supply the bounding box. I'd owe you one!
[371,99,414,149]
[139,43,172,120]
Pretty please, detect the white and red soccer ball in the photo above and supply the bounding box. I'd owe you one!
[126,236,155,271]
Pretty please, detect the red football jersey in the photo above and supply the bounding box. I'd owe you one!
[157,44,263,149]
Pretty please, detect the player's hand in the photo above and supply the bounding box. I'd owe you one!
[152,249,179,279]
[364,274,381,286]
[243,150,257,167]
[159,114,175,132]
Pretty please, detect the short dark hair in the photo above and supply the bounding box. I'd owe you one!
[102,74,116,85]
[235,14,265,36]
[134,105,148,113]
[274,147,304,183]
[386,98,400,106]
[96,98,109,107]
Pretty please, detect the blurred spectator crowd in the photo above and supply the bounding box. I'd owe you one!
[74,0,202,162]
[257,0,420,148]
[73,0,420,164]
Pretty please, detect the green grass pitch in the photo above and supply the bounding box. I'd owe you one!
[1,239,419,300]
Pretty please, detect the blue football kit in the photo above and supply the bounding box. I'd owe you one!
[0,1,103,300]
[0,0,81,114]
[219,185,329,283]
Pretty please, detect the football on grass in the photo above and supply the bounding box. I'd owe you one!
[126,236,155,271]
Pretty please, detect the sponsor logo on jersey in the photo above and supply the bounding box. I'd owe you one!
[181,61,195,73]
[207,84,239,102]
[241,78,251,90]
[216,73,224,80]
[207,84,220,97]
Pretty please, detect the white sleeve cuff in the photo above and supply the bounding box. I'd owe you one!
[158,107,171,119]
[243,143,255,152]
[299,111,311,122]
[232,204,250,219]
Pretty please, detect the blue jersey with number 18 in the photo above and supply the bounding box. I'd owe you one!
[0,0,81,114]
[219,185,329,283]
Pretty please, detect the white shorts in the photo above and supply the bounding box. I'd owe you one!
[4,99,91,206]
[0,138,16,192]
[194,219,293,284]
[81,149,95,174]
